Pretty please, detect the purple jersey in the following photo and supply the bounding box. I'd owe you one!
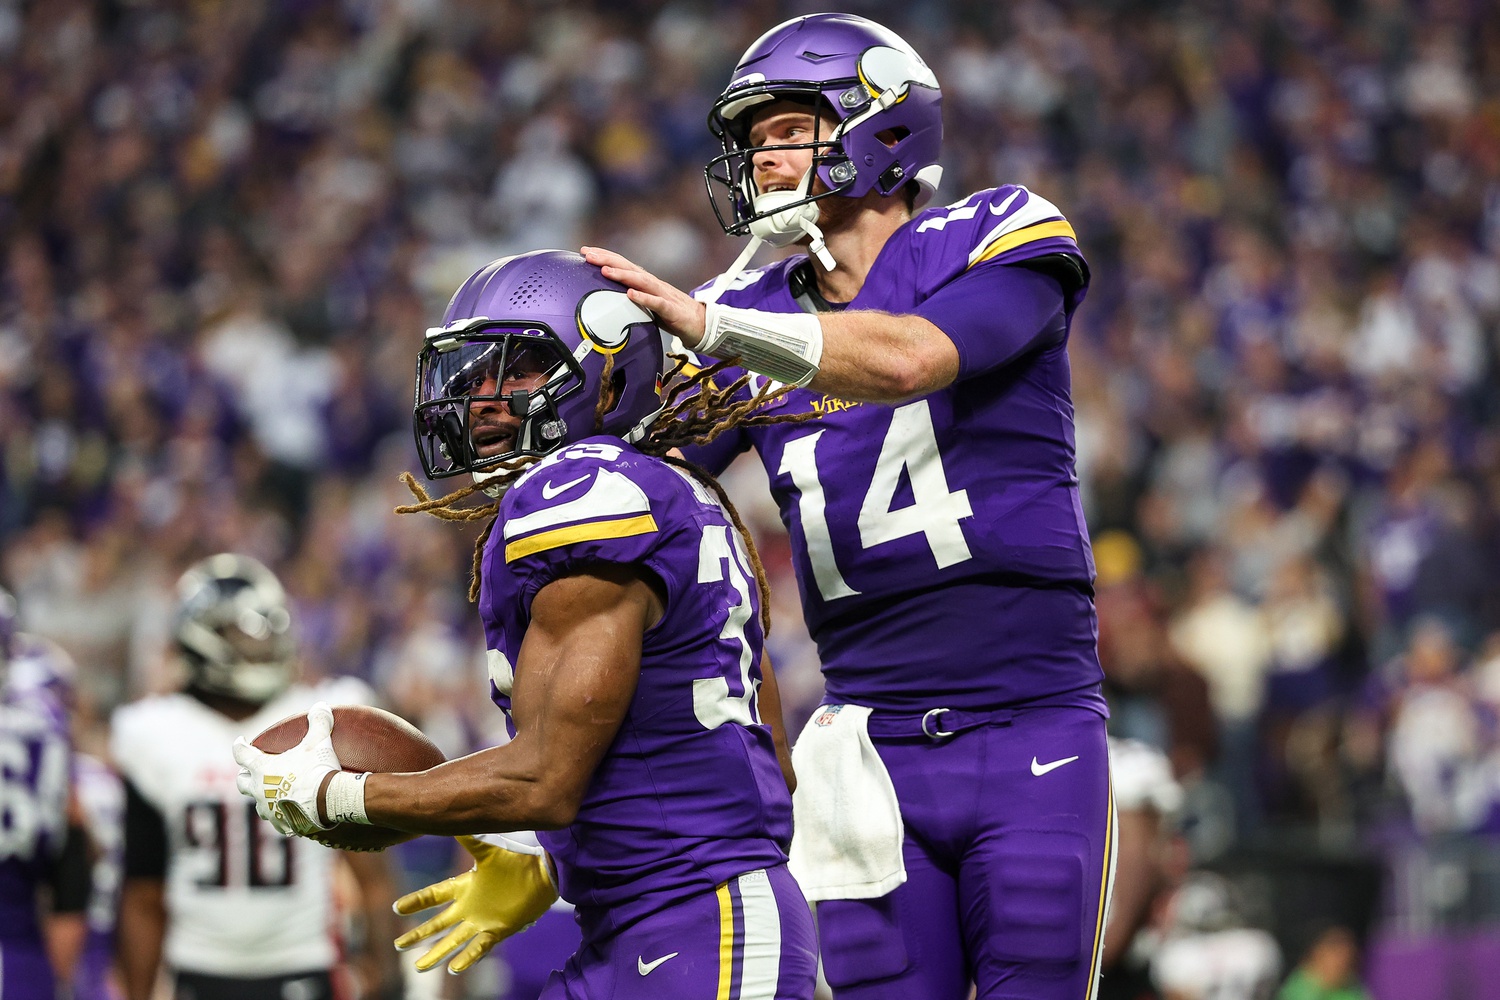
[0,675,71,951]
[684,185,1106,715]
[482,437,794,935]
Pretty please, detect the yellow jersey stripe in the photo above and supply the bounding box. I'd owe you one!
[504,514,658,562]
[716,882,734,1000]
[1084,784,1116,999]
[969,219,1078,268]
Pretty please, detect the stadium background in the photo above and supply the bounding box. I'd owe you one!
[3,0,1499,997]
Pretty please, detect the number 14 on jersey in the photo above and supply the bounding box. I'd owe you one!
[779,400,974,602]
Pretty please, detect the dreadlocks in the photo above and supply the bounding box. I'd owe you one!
[397,355,818,626]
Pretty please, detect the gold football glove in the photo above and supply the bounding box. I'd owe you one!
[393,834,559,974]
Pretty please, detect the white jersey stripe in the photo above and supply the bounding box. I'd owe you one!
[735,868,783,999]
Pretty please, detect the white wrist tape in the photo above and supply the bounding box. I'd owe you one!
[324,771,370,826]
[699,304,823,387]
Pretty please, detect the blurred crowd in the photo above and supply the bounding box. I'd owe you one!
[3,0,1500,989]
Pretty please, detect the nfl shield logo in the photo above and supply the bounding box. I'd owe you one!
[814,704,844,727]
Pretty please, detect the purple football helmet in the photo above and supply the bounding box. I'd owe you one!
[413,250,664,480]
[705,13,943,238]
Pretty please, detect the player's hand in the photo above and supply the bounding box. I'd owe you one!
[393,834,559,974]
[580,246,707,347]
[232,702,342,837]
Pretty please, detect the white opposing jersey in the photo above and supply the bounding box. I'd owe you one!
[109,678,373,977]
[1109,736,1184,816]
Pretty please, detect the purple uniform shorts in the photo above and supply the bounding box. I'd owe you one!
[541,865,816,1000]
[0,941,56,1000]
[818,704,1114,1000]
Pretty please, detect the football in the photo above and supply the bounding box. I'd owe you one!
[251,704,446,852]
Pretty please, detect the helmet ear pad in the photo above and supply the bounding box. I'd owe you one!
[818,44,942,199]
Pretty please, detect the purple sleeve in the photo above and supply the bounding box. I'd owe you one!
[914,264,1067,381]
[678,424,750,476]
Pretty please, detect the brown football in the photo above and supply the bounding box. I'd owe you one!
[251,704,445,852]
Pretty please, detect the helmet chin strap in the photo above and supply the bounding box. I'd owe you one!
[703,169,836,301]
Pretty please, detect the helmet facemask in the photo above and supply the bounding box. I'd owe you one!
[413,321,586,480]
[706,89,848,244]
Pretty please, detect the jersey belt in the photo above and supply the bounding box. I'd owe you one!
[864,707,1015,742]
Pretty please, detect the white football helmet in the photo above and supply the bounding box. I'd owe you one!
[173,554,295,704]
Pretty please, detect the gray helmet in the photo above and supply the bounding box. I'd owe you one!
[174,554,295,704]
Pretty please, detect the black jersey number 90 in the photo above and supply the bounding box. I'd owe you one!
[183,800,295,888]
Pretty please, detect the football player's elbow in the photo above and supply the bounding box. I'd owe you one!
[872,339,958,401]
[527,795,580,830]
[520,777,584,830]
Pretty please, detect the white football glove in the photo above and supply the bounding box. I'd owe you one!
[232,701,342,837]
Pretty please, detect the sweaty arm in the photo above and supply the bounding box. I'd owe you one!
[357,564,662,835]
[583,246,1065,404]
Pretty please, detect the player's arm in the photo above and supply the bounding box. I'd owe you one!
[341,849,403,999]
[586,249,1069,409]
[758,653,796,794]
[117,780,169,1000]
[584,245,956,403]
[43,801,92,989]
[359,563,660,835]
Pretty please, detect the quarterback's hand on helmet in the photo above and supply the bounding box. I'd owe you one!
[232,702,341,837]
[394,834,559,974]
[580,246,705,345]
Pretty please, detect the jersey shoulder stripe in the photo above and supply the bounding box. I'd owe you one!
[503,459,660,563]
[505,512,659,562]
[966,186,1079,268]
[971,219,1078,267]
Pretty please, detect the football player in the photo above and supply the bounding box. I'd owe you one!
[581,12,1109,1000]
[0,588,93,1000]
[233,250,817,1000]
[1150,873,1281,1000]
[111,555,401,1000]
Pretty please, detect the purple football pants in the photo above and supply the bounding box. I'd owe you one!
[540,865,816,1000]
[0,941,55,1000]
[501,905,581,1000]
[817,705,1114,1000]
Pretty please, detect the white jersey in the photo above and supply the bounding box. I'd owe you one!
[110,678,373,977]
[1109,736,1184,816]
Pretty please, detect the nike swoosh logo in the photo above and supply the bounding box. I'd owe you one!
[1031,755,1080,776]
[989,189,1023,216]
[638,952,679,976]
[541,474,590,500]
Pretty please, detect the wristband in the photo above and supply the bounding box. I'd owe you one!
[699,304,823,387]
[324,771,370,826]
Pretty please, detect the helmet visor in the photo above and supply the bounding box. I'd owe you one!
[419,336,562,403]
[414,324,583,479]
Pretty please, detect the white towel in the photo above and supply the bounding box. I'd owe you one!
[787,704,907,901]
